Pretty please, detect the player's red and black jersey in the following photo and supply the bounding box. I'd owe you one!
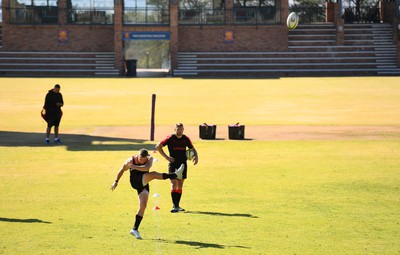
[160,134,194,164]
[129,156,150,194]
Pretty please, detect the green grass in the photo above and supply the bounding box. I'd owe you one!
[1,77,400,254]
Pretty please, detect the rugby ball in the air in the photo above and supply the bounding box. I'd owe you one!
[287,12,299,30]
[186,149,195,160]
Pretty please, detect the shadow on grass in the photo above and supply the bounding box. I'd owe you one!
[0,217,52,224]
[185,211,258,218]
[151,238,251,249]
[0,131,151,151]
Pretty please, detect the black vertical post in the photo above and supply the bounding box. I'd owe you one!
[150,94,156,141]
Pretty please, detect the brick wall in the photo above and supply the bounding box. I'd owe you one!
[380,1,397,24]
[178,26,288,52]
[3,25,114,52]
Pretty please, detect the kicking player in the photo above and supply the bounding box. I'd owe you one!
[110,148,185,239]
[156,123,199,213]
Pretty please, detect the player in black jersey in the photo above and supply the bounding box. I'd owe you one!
[156,123,199,213]
[110,148,184,239]
[43,84,64,144]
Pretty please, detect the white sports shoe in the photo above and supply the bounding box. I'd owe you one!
[130,229,142,239]
[174,164,185,179]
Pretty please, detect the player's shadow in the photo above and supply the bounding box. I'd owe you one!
[0,131,150,151]
[185,211,258,218]
[151,239,250,250]
[0,217,52,224]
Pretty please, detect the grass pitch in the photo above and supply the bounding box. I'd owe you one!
[1,77,400,255]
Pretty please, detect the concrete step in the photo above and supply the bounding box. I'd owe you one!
[176,23,399,77]
[173,68,388,77]
[178,56,392,61]
[289,24,337,47]
[0,51,119,77]
[289,40,337,46]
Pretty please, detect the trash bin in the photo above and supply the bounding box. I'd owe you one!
[228,123,245,140]
[199,124,216,139]
[125,59,137,77]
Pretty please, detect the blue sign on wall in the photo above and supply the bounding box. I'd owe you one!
[123,32,170,40]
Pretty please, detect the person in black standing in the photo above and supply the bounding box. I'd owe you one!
[156,123,199,213]
[43,84,64,144]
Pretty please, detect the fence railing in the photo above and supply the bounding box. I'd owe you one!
[9,7,59,24]
[179,8,225,25]
[67,8,114,24]
[179,7,280,25]
[9,7,114,25]
[124,7,169,25]
[288,5,381,24]
[289,6,326,23]
[8,7,171,25]
[233,7,279,25]
[8,6,283,25]
[342,6,380,23]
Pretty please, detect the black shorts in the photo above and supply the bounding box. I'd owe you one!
[130,170,149,195]
[46,113,62,127]
[168,162,187,179]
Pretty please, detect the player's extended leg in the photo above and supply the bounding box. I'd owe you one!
[142,165,185,184]
[142,171,173,184]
